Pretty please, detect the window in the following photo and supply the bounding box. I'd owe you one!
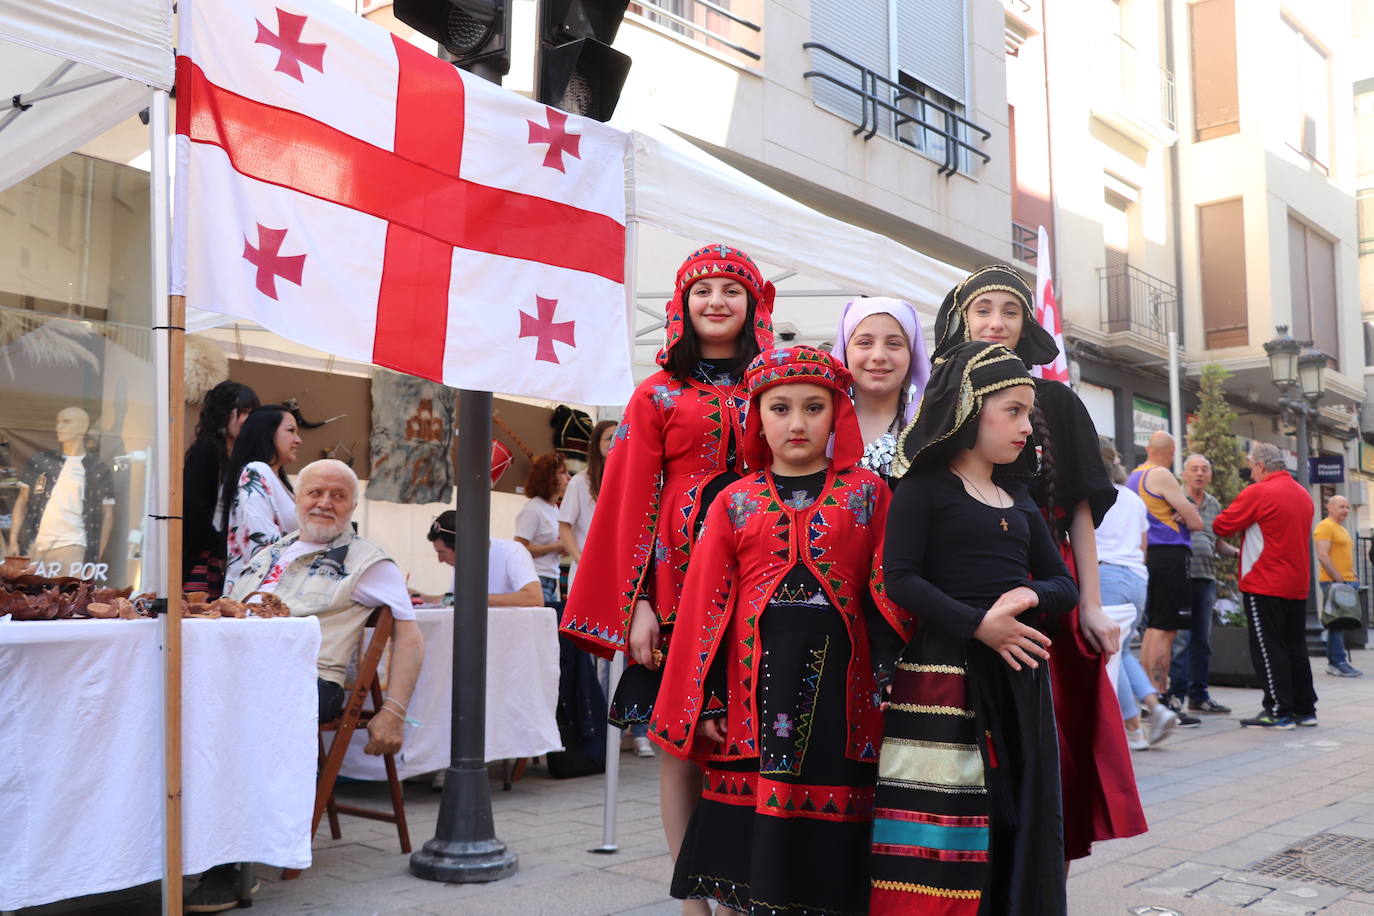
[1288,215,1339,368]
[1189,0,1239,141]
[1103,190,1132,330]
[895,73,967,171]
[1197,198,1248,349]
[1280,18,1330,170]
[1358,190,1374,257]
[809,0,970,166]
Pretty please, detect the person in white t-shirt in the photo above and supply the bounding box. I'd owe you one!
[559,420,617,591]
[1096,438,1178,750]
[514,452,570,604]
[421,510,542,607]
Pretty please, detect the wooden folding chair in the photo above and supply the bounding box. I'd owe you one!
[284,607,409,879]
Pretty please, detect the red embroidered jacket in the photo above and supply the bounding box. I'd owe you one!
[560,368,748,657]
[649,466,914,763]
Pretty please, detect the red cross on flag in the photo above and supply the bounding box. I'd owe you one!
[171,0,633,404]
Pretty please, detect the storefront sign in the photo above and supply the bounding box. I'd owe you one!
[1133,397,1169,449]
[1310,455,1345,484]
[1360,441,1374,477]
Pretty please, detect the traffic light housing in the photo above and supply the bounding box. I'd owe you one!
[393,0,512,76]
[538,0,631,122]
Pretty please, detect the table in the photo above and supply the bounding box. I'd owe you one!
[0,617,320,911]
[340,605,563,780]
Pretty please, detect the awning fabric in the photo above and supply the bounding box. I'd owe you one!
[0,0,174,191]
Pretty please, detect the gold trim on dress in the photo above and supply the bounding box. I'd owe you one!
[878,738,986,788]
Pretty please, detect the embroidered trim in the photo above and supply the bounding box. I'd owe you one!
[895,662,964,674]
[887,703,976,717]
[871,879,982,900]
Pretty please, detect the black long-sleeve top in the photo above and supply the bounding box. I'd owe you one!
[884,466,1078,642]
[182,437,226,567]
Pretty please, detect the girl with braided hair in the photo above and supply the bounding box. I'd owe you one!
[560,245,775,911]
[929,265,1146,863]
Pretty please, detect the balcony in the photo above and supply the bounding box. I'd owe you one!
[628,0,762,66]
[1098,263,1175,360]
[802,42,991,177]
[1090,34,1177,149]
[1012,222,1038,265]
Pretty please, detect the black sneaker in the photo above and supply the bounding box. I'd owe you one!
[185,865,259,913]
[1163,694,1185,713]
[1188,697,1232,715]
[1239,713,1296,730]
[1176,711,1202,728]
[1297,715,1319,727]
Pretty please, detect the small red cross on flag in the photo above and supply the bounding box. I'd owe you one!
[173,0,633,405]
[255,8,326,82]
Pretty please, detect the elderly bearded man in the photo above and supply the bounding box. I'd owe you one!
[191,460,425,912]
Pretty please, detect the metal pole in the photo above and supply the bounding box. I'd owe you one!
[1295,406,1323,651]
[592,652,625,853]
[410,389,517,882]
[411,55,517,884]
[1167,330,1183,474]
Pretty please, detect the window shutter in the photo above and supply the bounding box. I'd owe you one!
[810,0,889,131]
[1198,199,1248,349]
[1288,216,1312,344]
[894,0,966,103]
[1190,0,1239,140]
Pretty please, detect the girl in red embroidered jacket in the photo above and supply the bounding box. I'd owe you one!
[650,347,913,916]
[559,245,774,893]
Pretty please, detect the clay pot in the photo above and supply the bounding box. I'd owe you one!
[0,557,33,581]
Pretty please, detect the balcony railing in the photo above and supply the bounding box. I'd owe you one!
[629,0,762,64]
[802,42,991,177]
[1092,34,1176,147]
[1012,222,1038,264]
[1098,263,1175,347]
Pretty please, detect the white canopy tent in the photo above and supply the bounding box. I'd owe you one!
[1,3,181,912]
[0,0,173,190]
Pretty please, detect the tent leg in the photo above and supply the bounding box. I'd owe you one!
[149,87,185,916]
[592,653,625,853]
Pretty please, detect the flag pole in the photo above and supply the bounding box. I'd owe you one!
[410,57,517,886]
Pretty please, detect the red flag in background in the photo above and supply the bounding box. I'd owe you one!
[1032,225,1070,384]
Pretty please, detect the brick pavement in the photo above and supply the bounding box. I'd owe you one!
[20,648,1374,915]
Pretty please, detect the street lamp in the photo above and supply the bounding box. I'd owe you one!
[1264,326,1328,651]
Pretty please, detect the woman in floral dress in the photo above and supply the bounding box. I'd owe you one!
[218,405,301,591]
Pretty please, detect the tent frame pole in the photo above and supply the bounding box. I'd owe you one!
[148,87,185,916]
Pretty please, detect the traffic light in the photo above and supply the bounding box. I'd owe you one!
[538,0,632,122]
[394,0,512,76]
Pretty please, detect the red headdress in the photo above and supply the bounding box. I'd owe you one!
[743,346,863,471]
[655,244,776,367]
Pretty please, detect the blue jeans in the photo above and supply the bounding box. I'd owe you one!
[1100,563,1153,720]
[1168,578,1217,703]
[1321,581,1352,667]
[539,575,561,605]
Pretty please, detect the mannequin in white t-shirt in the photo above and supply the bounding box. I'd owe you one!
[418,510,543,607]
[8,407,114,576]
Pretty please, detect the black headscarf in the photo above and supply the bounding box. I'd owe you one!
[931,265,1060,367]
[892,341,1037,478]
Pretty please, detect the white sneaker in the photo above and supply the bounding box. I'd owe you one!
[633,736,656,758]
[1148,705,1178,746]
[1125,727,1150,751]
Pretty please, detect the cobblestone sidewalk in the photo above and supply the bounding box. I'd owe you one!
[20,648,1374,915]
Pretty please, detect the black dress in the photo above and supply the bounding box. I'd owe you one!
[871,467,1077,916]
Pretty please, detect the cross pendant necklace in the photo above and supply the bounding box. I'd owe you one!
[951,465,1010,531]
[999,518,1009,531]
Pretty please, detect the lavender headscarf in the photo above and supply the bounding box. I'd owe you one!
[834,297,930,425]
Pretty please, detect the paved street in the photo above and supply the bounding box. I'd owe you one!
[23,646,1374,916]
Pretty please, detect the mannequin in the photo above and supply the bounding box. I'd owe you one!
[7,407,115,580]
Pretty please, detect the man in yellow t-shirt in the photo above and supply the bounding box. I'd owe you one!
[1313,495,1362,677]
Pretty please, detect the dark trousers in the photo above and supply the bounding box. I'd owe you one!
[1167,578,1218,702]
[318,677,345,722]
[1243,592,1317,719]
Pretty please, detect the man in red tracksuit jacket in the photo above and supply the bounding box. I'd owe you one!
[1213,442,1317,729]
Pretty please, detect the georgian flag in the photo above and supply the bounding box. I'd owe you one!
[1031,225,1070,384]
[171,0,633,404]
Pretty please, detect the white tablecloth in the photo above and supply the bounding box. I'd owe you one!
[340,605,563,780]
[0,617,320,911]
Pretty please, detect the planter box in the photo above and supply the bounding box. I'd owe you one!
[1208,624,1260,689]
